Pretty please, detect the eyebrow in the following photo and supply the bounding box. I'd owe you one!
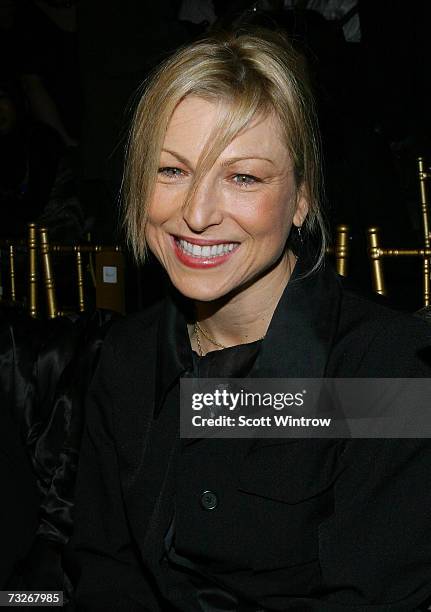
[161,149,275,167]
[221,156,275,167]
[162,149,191,167]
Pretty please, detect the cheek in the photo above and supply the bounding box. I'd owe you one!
[241,192,295,240]
[145,197,168,250]
[147,184,189,232]
[147,187,169,226]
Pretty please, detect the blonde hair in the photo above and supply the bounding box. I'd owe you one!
[123,28,327,270]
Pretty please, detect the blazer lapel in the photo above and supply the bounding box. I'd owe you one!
[247,259,342,452]
[252,259,342,379]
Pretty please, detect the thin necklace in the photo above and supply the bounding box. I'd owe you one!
[195,322,227,353]
[194,321,264,357]
[194,324,204,356]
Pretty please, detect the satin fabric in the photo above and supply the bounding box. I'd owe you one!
[0,305,120,600]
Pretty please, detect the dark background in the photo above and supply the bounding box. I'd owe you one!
[1,0,430,311]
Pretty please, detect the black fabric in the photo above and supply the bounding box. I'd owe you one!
[73,257,431,611]
[0,306,120,601]
[0,319,39,587]
[163,342,262,611]
[190,341,261,378]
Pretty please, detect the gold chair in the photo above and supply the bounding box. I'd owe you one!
[0,223,39,316]
[326,224,350,277]
[367,156,431,307]
[0,241,18,305]
[39,226,125,317]
[28,223,38,317]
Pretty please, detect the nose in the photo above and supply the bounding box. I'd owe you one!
[182,179,223,233]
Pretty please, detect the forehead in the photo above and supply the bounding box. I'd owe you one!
[162,95,289,164]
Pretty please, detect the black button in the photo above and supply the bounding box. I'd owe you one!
[200,490,218,510]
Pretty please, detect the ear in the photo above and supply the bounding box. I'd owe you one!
[292,184,309,228]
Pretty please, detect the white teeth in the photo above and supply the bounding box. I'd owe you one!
[180,239,193,254]
[176,239,237,258]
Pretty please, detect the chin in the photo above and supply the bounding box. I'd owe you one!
[169,275,234,302]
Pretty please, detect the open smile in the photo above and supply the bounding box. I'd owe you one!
[171,236,240,268]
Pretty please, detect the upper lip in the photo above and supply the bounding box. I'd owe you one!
[173,234,239,246]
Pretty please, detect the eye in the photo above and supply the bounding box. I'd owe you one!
[232,174,260,187]
[158,167,186,179]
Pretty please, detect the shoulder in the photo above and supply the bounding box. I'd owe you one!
[86,302,165,411]
[89,301,165,384]
[339,279,431,340]
[102,300,164,356]
[331,278,431,376]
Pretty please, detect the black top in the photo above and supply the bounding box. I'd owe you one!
[73,257,431,611]
[163,342,262,611]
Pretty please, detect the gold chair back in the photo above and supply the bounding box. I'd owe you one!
[0,242,18,304]
[39,226,125,317]
[8,244,17,303]
[367,156,431,307]
[1,224,125,317]
[0,223,39,316]
[28,223,39,317]
[326,224,350,277]
[39,227,58,318]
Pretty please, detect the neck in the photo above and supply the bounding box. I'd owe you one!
[191,250,296,353]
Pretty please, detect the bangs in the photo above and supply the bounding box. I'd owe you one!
[181,87,273,212]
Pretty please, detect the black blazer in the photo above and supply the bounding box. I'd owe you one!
[73,260,431,611]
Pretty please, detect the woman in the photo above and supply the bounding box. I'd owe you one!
[73,29,431,611]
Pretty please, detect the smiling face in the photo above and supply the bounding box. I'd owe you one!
[146,96,308,302]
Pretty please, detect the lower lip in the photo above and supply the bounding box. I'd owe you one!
[172,237,238,269]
